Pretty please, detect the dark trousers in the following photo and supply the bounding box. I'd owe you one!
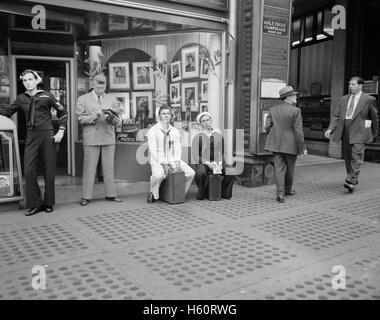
[194,164,235,200]
[273,152,297,196]
[24,129,57,208]
[342,120,365,185]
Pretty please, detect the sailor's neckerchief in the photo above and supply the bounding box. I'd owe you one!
[158,122,174,159]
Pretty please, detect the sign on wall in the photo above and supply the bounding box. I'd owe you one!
[255,0,292,155]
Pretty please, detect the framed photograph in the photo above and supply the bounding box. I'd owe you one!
[109,62,130,90]
[132,62,154,90]
[109,92,130,120]
[200,58,210,79]
[201,81,208,101]
[182,82,198,112]
[170,104,182,122]
[200,102,208,113]
[170,61,182,82]
[182,46,199,79]
[169,83,180,102]
[132,91,153,120]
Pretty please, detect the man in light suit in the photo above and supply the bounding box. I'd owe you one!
[76,74,123,206]
[325,76,378,193]
[265,86,307,203]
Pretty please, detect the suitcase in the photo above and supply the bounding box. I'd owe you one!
[159,171,185,204]
[208,174,222,201]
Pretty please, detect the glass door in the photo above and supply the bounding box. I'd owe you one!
[15,58,71,175]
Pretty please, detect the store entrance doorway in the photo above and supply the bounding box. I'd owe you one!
[14,57,73,176]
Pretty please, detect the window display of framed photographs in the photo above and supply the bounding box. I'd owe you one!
[109,62,130,90]
[182,82,198,112]
[109,92,130,119]
[169,83,180,103]
[132,91,153,120]
[201,81,208,101]
[170,61,182,82]
[132,62,154,90]
[182,46,199,79]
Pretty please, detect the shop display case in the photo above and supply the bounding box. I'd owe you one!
[0,116,23,204]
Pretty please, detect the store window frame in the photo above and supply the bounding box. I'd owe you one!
[291,5,334,49]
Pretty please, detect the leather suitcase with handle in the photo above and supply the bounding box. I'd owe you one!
[159,171,185,204]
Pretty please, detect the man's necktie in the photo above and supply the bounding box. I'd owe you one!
[346,95,355,119]
[97,95,102,105]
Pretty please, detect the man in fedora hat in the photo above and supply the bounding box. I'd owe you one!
[264,85,307,203]
[324,76,378,193]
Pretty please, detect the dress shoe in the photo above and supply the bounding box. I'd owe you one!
[105,197,123,202]
[80,198,90,206]
[285,190,296,196]
[24,206,45,216]
[147,192,155,203]
[344,181,355,193]
[45,206,54,213]
[276,195,285,203]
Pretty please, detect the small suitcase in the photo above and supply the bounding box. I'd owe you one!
[208,174,222,201]
[159,171,185,204]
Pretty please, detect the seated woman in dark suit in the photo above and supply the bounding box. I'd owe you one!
[191,112,235,200]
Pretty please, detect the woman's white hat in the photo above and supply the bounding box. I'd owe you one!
[196,112,212,125]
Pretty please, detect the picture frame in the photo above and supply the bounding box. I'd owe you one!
[201,81,208,101]
[109,62,130,90]
[132,91,153,120]
[109,92,130,120]
[170,104,182,122]
[169,83,180,102]
[181,46,199,79]
[199,102,208,113]
[170,61,182,82]
[132,62,154,90]
[182,82,198,112]
[200,58,210,79]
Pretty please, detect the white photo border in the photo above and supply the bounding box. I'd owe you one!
[109,62,130,90]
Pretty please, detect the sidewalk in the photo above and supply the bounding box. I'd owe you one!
[0,156,379,300]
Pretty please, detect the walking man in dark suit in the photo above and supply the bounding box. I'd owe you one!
[264,86,307,203]
[324,76,378,193]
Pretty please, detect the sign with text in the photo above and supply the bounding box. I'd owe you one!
[263,6,289,37]
[261,35,289,65]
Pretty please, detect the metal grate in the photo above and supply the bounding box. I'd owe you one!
[193,192,296,219]
[264,273,380,300]
[0,224,90,272]
[0,258,152,300]
[128,230,298,292]
[74,205,213,245]
[330,198,380,221]
[254,211,379,250]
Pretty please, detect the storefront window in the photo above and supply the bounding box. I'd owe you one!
[75,13,224,144]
